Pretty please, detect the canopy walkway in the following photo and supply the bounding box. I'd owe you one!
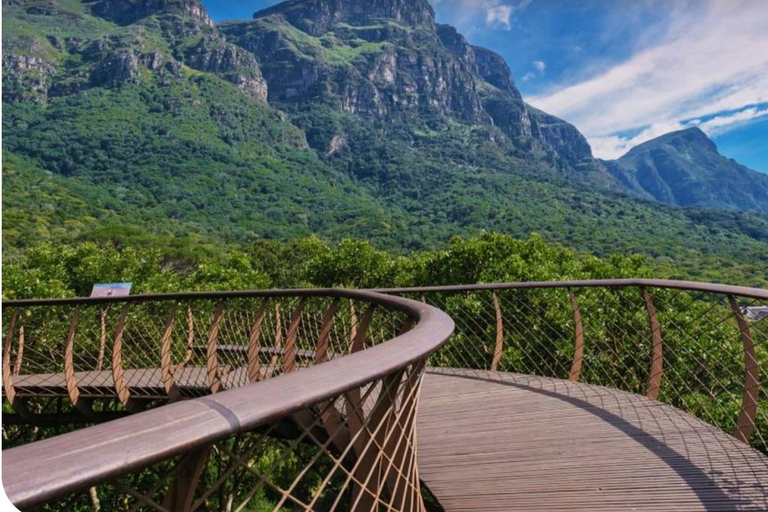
[419,370,768,511]
[3,280,768,511]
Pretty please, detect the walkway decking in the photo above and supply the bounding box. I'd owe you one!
[418,369,768,511]
[6,367,768,510]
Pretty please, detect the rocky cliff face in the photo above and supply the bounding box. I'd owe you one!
[253,0,436,36]
[470,45,533,141]
[90,0,214,26]
[606,128,768,213]
[11,0,762,213]
[2,0,267,102]
[473,45,516,96]
[526,105,594,169]
[221,0,608,170]
[2,52,58,103]
[94,0,268,99]
[222,1,487,126]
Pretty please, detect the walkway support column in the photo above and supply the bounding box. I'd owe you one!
[729,295,759,444]
[490,292,504,371]
[568,291,584,382]
[642,288,663,400]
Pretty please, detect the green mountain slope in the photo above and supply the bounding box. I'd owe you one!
[3,0,768,285]
[604,128,768,213]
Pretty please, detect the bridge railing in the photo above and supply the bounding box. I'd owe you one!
[380,279,768,452]
[2,290,454,511]
[4,279,767,510]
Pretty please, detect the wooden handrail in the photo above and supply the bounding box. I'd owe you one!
[375,279,768,301]
[2,290,454,510]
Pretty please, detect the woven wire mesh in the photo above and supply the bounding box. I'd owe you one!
[32,359,428,512]
[409,285,768,453]
[2,296,411,422]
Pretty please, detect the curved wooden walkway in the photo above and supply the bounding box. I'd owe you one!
[418,369,768,512]
[6,367,768,510]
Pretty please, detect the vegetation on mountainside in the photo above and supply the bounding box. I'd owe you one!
[3,2,768,510]
[3,0,768,288]
[2,233,649,300]
[4,84,768,286]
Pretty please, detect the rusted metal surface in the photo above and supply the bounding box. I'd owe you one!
[64,307,92,416]
[13,325,25,377]
[205,301,226,394]
[282,298,307,373]
[642,288,663,400]
[95,307,107,372]
[730,295,760,444]
[3,310,19,406]
[160,305,181,400]
[315,299,340,364]
[161,446,212,511]
[246,300,268,383]
[490,292,504,372]
[111,305,139,413]
[568,291,584,382]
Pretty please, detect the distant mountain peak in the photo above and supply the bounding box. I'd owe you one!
[606,126,768,213]
[628,127,717,156]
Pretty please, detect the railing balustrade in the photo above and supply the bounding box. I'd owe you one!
[2,290,454,511]
[3,279,768,511]
[380,279,768,452]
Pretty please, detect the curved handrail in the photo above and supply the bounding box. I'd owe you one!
[376,278,768,300]
[2,289,454,510]
[5,278,765,305]
[378,279,768,451]
[3,279,767,509]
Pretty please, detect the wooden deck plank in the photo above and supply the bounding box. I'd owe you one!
[6,366,279,398]
[5,366,768,510]
[418,369,768,512]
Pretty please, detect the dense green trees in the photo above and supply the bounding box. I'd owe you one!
[2,233,651,300]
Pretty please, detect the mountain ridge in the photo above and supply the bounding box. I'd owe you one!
[3,0,768,285]
[604,127,768,213]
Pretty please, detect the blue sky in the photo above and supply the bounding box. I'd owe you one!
[203,0,768,173]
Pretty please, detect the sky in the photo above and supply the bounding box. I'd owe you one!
[203,0,768,173]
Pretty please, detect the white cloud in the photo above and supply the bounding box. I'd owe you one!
[588,106,768,159]
[486,5,513,29]
[431,0,532,30]
[528,0,768,159]
[533,60,546,73]
[696,106,768,136]
[590,122,687,159]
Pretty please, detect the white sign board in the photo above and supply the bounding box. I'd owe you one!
[90,283,132,298]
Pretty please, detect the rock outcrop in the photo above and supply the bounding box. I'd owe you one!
[2,0,267,102]
[252,0,436,35]
[221,0,607,173]
[90,0,214,27]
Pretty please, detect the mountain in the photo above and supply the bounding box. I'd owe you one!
[3,0,768,284]
[2,0,399,246]
[2,0,268,102]
[219,0,608,178]
[603,128,768,213]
